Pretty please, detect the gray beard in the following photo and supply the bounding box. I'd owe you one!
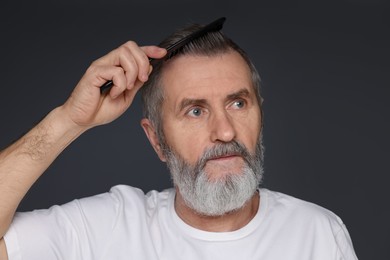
[162,136,264,217]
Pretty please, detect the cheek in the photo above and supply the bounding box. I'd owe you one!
[162,121,207,164]
[235,112,262,151]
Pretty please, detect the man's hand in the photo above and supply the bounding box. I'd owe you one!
[62,41,166,129]
[0,41,166,256]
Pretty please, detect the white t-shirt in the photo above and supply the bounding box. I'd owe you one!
[4,186,358,260]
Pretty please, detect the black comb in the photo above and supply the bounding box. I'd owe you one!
[100,17,226,94]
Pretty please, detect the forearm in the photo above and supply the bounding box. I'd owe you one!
[0,106,86,238]
[0,42,165,243]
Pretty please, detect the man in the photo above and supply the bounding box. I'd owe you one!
[0,20,358,259]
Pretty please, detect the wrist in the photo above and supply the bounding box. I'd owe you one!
[42,106,88,150]
[56,105,91,130]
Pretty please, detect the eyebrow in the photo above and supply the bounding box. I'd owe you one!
[226,88,250,101]
[177,88,251,113]
[178,98,208,113]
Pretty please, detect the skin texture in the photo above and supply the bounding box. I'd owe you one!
[141,51,262,231]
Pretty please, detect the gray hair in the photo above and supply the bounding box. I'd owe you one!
[141,23,263,142]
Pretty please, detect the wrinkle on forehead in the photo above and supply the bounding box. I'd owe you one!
[160,51,254,114]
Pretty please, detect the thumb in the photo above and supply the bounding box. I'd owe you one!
[142,46,167,59]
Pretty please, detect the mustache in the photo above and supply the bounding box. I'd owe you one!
[196,140,252,170]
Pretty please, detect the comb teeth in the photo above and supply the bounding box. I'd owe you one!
[162,17,226,61]
[166,49,180,60]
[100,17,226,94]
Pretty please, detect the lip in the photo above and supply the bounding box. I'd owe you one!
[209,154,241,161]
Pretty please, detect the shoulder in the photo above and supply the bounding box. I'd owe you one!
[106,185,174,207]
[19,185,175,226]
[259,189,358,259]
[95,185,175,217]
[261,188,345,232]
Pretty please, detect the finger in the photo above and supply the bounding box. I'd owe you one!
[109,69,129,99]
[85,63,126,90]
[117,79,146,112]
[119,43,162,88]
[120,52,139,90]
[123,79,143,104]
[127,44,152,83]
[113,41,150,89]
[114,43,142,90]
[124,66,151,97]
[88,64,127,98]
[90,43,165,94]
[141,46,167,59]
[93,43,165,67]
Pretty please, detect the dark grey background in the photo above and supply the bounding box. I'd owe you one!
[1,1,389,259]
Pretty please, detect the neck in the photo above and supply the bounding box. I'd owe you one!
[174,189,260,232]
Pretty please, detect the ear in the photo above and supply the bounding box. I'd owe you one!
[140,118,167,162]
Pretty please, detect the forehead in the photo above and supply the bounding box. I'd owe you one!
[161,51,254,104]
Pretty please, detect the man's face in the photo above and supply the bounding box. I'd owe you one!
[161,51,262,177]
[156,51,263,215]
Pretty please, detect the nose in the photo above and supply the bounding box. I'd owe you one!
[209,111,237,143]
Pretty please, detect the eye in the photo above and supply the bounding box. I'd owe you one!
[232,99,246,109]
[187,107,203,117]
